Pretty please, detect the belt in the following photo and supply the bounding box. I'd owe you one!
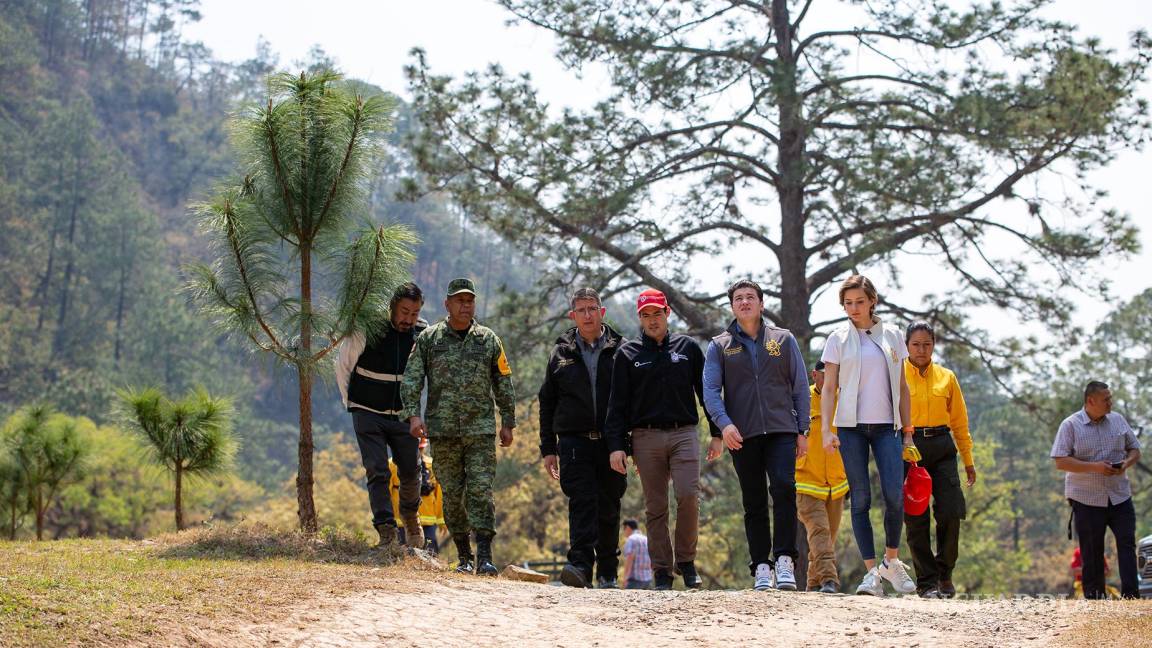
[914,425,951,437]
[634,422,692,431]
[564,428,608,438]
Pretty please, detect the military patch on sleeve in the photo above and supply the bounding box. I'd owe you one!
[496,343,513,376]
[723,347,743,356]
[765,339,782,357]
[556,358,575,369]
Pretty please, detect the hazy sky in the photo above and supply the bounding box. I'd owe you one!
[186,0,1152,333]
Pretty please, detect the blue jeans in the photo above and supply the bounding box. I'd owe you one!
[839,424,904,561]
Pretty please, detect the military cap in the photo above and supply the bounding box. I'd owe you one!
[447,277,476,297]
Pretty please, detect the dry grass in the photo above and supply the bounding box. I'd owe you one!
[1057,602,1152,647]
[0,523,434,647]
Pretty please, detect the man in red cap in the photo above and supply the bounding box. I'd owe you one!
[605,288,719,590]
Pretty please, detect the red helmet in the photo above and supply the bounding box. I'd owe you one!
[903,464,932,516]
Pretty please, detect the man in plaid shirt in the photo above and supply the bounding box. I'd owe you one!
[621,519,653,589]
[1051,380,1142,599]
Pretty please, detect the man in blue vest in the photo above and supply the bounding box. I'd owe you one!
[336,282,427,548]
[703,279,810,591]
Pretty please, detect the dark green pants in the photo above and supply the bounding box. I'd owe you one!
[432,435,497,536]
[905,431,967,590]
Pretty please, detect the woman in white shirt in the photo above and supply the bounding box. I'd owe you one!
[819,275,917,596]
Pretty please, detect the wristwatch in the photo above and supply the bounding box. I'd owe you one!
[800,429,810,437]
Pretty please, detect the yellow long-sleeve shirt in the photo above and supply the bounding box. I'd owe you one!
[389,457,445,526]
[903,359,974,467]
[796,385,848,500]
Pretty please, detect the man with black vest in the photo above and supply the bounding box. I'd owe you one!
[703,279,810,591]
[539,288,628,589]
[336,282,427,548]
[605,288,719,590]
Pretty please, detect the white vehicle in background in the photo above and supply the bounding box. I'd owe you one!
[1139,533,1152,599]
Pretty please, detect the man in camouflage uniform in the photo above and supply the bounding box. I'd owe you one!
[400,277,516,576]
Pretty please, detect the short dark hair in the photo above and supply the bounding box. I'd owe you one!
[905,320,936,344]
[813,360,825,371]
[727,279,763,303]
[570,287,601,310]
[1084,381,1109,402]
[622,519,638,531]
[391,281,423,307]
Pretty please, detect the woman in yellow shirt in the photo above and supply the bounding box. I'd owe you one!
[904,321,977,599]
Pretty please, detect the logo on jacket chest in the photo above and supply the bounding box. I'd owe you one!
[764,339,782,357]
[669,351,689,363]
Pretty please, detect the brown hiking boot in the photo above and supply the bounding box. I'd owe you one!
[403,515,424,550]
[375,523,398,547]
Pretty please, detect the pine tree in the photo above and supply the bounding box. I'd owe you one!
[118,386,236,531]
[189,69,416,532]
[2,405,88,540]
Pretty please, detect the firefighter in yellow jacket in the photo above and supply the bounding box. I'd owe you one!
[796,360,848,593]
[389,443,445,553]
[903,321,976,599]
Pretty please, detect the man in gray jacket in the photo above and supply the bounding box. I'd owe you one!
[703,279,810,591]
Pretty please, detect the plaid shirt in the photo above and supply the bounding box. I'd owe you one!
[1050,409,1140,507]
[623,532,653,582]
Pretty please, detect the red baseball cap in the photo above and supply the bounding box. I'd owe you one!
[636,288,669,313]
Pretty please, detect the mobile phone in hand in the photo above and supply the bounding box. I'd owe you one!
[1111,461,1124,470]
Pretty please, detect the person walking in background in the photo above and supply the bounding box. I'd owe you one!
[796,360,847,594]
[819,275,917,596]
[335,282,428,548]
[903,321,976,598]
[401,278,517,576]
[1052,381,1141,599]
[539,287,628,589]
[605,288,719,590]
[388,439,445,553]
[702,279,809,592]
[621,519,653,589]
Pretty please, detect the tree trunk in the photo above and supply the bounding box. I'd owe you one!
[771,0,814,354]
[8,500,16,540]
[52,156,85,357]
[296,241,318,533]
[35,488,44,541]
[174,462,184,530]
[113,227,131,365]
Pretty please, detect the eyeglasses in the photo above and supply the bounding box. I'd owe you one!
[571,307,601,317]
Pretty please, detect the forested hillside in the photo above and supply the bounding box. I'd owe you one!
[0,0,1147,594]
[0,0,537,534]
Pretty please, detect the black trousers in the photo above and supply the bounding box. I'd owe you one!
[352,411,420,528]
[558,434,627,580]
[730,433,798,575]
[1072,497,1138,599]
[905,431,967,589]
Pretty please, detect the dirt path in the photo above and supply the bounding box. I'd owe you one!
[179,566,1151,648]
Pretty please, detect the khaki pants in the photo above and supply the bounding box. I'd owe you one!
[797,493,844,588]
[631,426,700,573]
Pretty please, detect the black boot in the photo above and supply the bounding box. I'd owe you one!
[453,533,475,574]
[474,532,499,576]
[677,561,703,589]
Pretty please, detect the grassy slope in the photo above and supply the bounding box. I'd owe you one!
[0,525,409,647]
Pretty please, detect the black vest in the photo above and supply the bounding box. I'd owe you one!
[712,320,798,437]
[347,322,426,415]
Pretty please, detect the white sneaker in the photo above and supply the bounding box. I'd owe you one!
[878,558,917,594]
[753,563,775,591]
[855,567,886,596]
[774,556,797,591]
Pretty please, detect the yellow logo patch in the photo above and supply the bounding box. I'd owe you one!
[496,344,513,376]
[723,346,743,356]
[765,339,782,357]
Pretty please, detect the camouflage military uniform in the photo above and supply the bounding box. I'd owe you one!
[400,316,516,536]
